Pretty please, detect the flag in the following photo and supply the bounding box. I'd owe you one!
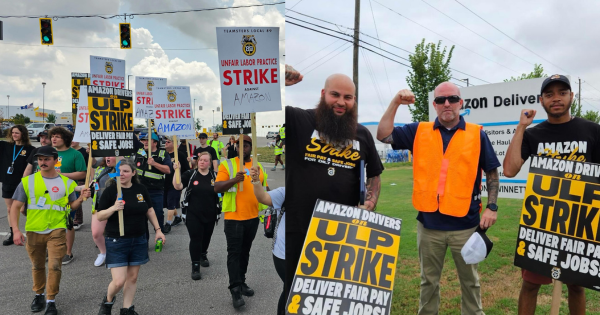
[27,103,33,109]
[34,106,39,111]
[20,105,27,109]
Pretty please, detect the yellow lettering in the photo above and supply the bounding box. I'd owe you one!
[305,138,361,161]
[306,138,321,152]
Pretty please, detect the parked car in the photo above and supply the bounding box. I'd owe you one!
[27,123,55,141]
[266,131,279,139]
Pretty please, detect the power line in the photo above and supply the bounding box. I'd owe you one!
[287,17,489,84]
[361,47,386,111]
[368,0,393,98]
[420,0,534,66]
[371,0,521,75]
[293,38,343,66]
[299,41,351,72]
[0,42,217,50]
[0,2,284,19]
[286,0,305,11]
[453,0,569,74]
[303,44,353,76]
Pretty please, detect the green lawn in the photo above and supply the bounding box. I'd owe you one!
[255,146,286,164]
[378,164,600,314]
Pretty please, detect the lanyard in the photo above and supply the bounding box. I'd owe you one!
[12,145,24,165]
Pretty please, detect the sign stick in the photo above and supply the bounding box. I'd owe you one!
[116,175,124,236]
[83,148,93,201]
[185,139,192,168]
[173,135,181,184]
[239,133,244,192]
[147,119,152,170]
[549,280,562,315]
[251,113,257,168]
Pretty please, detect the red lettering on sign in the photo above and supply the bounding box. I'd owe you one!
[271,68,278,83]
[243,70,252,85]
[77,112,89,123]
[223,70,233,86]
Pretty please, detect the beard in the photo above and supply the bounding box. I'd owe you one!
[315,96,358,148]
[542,98,572,119]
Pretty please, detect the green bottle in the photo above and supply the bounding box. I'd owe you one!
[155,239,163,252]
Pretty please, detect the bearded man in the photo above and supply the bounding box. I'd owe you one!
[284,73,384,301]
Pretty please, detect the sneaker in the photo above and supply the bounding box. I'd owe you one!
[199,254,210,267]
[62,254,74,265]
[182,214,187,224]
[44,302,57,315]
[230,286,245,309]
[191,262,201,280]
[162,223,171,234]
[172,216,183,227]
[98,295,115,315]
[271,167,276,171]
[94,254,106,267]
[31,294,45,312]
[281,165,285,170]
[120,305,139,315]
[73,223,83,230]
[240,283,254,297]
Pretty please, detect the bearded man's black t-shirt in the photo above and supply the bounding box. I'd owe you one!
[522,117,600,163]
[284,106,384,234]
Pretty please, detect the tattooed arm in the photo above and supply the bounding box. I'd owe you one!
[361,175,381,211]
[480,168,499,229]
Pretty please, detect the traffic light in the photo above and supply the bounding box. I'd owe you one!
[39,18,53,45]
[120,23,131,49]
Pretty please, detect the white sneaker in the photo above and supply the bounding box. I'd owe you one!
[94,254,106,267]
[73,223,83,230]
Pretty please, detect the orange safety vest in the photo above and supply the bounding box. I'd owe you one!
[412,121,482,217]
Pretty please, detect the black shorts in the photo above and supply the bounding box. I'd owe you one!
[2,185,17,199]
[164,189,181,210]
[282,139,286,146]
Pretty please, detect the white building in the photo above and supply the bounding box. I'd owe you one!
[0,105,56,122]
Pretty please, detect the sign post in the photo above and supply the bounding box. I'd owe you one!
[173,135,181,184]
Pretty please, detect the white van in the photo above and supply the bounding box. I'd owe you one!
[27,123,55,142]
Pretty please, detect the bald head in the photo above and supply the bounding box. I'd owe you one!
[324,74,356,93]
[434,82,460,97]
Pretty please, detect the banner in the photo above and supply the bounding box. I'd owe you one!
[514,156,600,291]
[222,112,251,135]
[88,86,134,157]
[216,27,281,115]
[73,86,90,143]
[135,76,167,119]
[71,73,90,115]
[90,56,125,89]
[286,200,401,315]
[153,86,195,139]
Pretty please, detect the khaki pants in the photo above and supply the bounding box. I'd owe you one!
[25,229,67,300]
[417,222,484,315]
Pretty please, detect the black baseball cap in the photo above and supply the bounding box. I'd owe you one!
[39,130,49,137]
[34,146,58,159]
[541,74,571,94]
[198,133,208,139]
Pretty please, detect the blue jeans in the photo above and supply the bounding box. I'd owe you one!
[146,190,164,242]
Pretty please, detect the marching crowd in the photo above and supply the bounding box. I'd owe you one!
[2,126,286,315]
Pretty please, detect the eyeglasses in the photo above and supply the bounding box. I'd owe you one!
[434,95,461,105]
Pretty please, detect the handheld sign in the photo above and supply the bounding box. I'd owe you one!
[223,112,251,135]
[88,86,135,157]
[134,76,167,119]
[153,86,195,139]
[514,156,600,292]
[286,200,402,315]
[73,86,91,143]
[71,72,90,123]
[216,27,281,116]
[90,56,125,89]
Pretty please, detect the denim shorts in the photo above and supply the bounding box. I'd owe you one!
[105,235,149,269]
[164,189,181,210]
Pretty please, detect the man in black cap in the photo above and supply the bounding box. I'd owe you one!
[504,74,599,315]
[9,146,91,315]
[192,133,218,171]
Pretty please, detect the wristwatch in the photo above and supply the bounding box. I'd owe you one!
[487,203,498,212]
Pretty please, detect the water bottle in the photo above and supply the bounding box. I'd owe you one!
[155,239,163,252]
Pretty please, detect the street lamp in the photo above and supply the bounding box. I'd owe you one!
[42,82,46,123]
[461,78,470,87]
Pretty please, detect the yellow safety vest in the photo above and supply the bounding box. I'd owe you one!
[221,158,268,213]
[22,172,76,232]
[279,126,285,139]
[274,140,283,155]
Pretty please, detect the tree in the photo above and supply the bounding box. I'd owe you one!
[406,39,455,122]
[195,118,202,131]
[136,124,146,128]
[582,110,600,124]
[47,114,56,123]
[571,99,582,118]
[215,124,223,132]
[12,113,31,125]
[504,64,546,82]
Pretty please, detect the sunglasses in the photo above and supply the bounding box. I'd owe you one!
[434,95,461,105]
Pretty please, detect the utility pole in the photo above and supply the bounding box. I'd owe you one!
[462,78,469,87]
[353,0,360,108]
[578,78,582,117]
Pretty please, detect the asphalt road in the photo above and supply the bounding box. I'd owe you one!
[0,157,285,315]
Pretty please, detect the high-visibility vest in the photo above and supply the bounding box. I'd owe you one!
[274,140,283,155]
[279,126,285,139]
[91,166,117,214]
[135,148,167,190]
[220,158,268,213]
[22,172,76,232]
[412,122,482,217]
[209,140,223,159]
